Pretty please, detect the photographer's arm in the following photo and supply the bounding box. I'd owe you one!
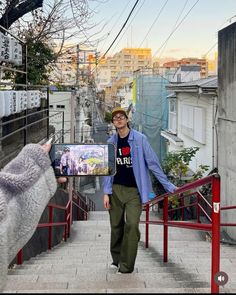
[0,143,66,292]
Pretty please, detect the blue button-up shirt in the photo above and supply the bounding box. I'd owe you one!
[103,128,176,204]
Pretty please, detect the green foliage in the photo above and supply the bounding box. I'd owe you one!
[26,37,56,85]
[153,147,209,219]
[104,111,112,123]
[86,158,102,165]
[162,147,200,184]
[191,164,210,181]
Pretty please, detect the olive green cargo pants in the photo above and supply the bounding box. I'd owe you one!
[109,184,142,273]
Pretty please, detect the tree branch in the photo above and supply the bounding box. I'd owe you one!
[0,0,44,29]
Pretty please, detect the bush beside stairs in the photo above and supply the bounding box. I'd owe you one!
[4,211,236,293]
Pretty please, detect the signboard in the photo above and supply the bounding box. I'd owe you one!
[78,50,97,64]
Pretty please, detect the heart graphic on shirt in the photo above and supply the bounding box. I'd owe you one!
[122,147,130,156]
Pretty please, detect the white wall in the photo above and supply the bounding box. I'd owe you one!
[95,68,111,91]
[168,92,216,174]
[218,22,236,239]
[49,91,72,143]
[171,68,201,83]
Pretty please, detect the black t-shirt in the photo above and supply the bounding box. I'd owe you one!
[113,132,137,187]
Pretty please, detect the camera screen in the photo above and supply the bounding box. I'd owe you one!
[49,143,116,177]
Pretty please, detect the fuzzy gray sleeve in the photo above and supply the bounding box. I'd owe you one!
[0,143,55,194]
[0,144,57,292]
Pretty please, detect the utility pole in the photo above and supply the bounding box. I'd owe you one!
[68,86,76,230]
[76,44,80,85]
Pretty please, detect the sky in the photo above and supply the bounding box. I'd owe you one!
[87,0,236,61]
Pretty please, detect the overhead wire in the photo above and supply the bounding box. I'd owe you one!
[90,0,145,75]
[180,8,236,81]
[98,0,133,54]
[152,0,200,60]
[101,0,140,59]
[138,0,169,48]
[198,14,236,59]
[109,0,146,55]
[157,0,189,60]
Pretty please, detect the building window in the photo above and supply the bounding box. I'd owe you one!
[49,105,54,108]
[181,104,206,144]
[168,99,177,133]
[56,105,65,109]
[177,74,181,83]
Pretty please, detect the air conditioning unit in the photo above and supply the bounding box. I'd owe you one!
[0,92,5,118]
[4,91,13,116]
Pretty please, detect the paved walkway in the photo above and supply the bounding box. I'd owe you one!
[4,211,236,293]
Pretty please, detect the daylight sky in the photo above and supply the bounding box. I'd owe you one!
[87,0,236,60]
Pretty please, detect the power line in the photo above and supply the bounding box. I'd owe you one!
[91,0,145,74]
[98,0,133,54]
[158,0,189,60]
[109,0,146,55]
[101,0,140,59]
[152,0,200,59]
[139,0,169,48]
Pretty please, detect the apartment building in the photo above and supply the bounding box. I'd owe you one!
[163,57,208,78]
[99,48,152,80]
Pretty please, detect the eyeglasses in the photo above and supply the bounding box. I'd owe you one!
[113,114,126,121]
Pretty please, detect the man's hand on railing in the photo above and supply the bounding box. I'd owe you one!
[42,142,67,184]
[174,186,180,193]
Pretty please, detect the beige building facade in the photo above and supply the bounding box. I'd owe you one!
[99,48,152,80]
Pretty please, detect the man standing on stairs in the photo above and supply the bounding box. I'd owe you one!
[103,107,177,274]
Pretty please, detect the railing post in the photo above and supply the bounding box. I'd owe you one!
[145,204,149,248]
[64,207,67,242]
[197,192,200,223]
[84,202,87,220]
[67,200,71,238]
[48,206,53,250]
[78,198,81,220]
[17,249,23,265]
[180,194,184,220]
[211,174,221,294]
[163,196,168,262]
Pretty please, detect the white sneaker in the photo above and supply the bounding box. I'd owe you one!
[116,269,122,274]
[110,262,118,269]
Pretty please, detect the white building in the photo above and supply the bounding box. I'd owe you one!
[170,65,201,83]
[161,76,218,174]
[95,68,111,91]
[49,91,73,143]
[117,81,133,110]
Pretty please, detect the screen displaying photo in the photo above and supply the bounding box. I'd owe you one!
[50,143,116,176]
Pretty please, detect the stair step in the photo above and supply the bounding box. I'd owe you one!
[5,211,236,293]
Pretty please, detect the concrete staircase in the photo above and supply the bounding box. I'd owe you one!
[4,211,236,293]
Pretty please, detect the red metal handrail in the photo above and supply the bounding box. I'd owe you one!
[141,173,236,294]
[16,190,95,265]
